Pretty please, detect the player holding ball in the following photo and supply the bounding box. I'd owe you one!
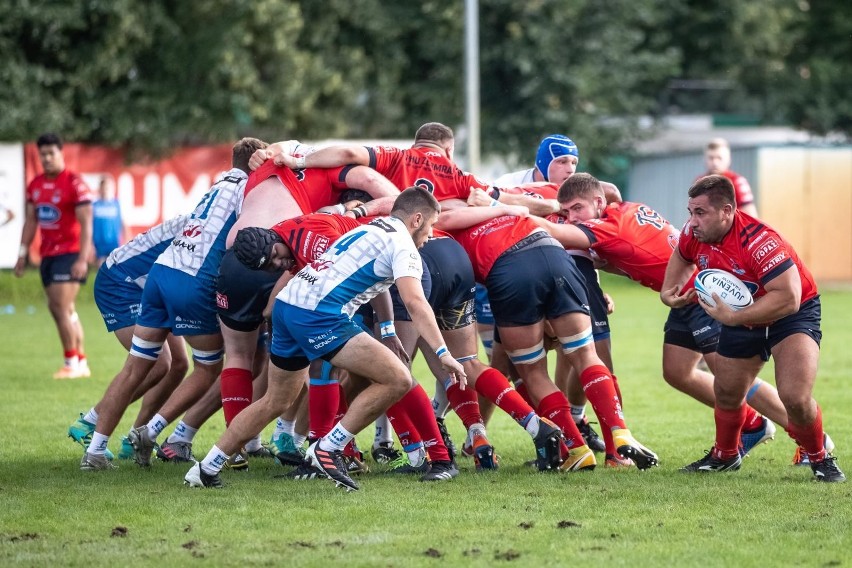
[661,174,844,482]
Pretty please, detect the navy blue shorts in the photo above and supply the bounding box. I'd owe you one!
[216,249,281,332]
[40,253,87,287]
[389,256,432,322]
[486,237,589,327]
[94,263,143,332]
[664,303,721,354]
[717,296,822,361]
[572,255,610,341]
[474,284,493,325]
[420,237,476,330]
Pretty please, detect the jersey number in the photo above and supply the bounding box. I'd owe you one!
[333,230,367,254]
[194,189,220,220]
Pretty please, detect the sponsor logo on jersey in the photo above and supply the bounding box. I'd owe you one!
[310,259,333,272]
[36,204,61,224]
[310,235,329,261]
[171,238,197,252]
[752,238,779,262]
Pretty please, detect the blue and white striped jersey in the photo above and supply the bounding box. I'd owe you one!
[104,214,190,289]
[278,216,423,317]
[155,168,246,281]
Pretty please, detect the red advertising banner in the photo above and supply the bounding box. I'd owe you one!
[24,143,234,262]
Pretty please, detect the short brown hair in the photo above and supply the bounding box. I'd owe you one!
[688,174,735,209]
[706,137,730,152]
[232,137,268,173]
[414,122,454,146]
[391,186,440,219]
[557,172,603,203]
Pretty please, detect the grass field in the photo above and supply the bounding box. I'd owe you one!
[0,270,850,567]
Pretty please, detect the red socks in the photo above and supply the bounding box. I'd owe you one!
[474,367,536,425]
[446,382,483,429]
[308,382,341,440]
[579,365,627,431]
[787,405,826,462]
[392,384,450,462]
[537,391,584,449]
[220,367,253,426]
[713,405,747,459]
[742,405,764,432]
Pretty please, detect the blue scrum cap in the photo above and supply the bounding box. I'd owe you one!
[534,134,579,181]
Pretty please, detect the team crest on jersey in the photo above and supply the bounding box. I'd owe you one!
[697,254,710,270]
[216,292,229,310]
[183,224,202,238]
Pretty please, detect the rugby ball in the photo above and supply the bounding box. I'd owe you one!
[694,269,753,310]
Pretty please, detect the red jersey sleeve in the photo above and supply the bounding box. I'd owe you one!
[69,172,93,204]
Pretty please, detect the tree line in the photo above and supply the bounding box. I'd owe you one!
[1,0,848,175]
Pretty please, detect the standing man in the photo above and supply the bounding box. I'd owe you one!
[16,133,93,379]
[700,138,757,217]
[661,174,844,482]
[92,177,125,266]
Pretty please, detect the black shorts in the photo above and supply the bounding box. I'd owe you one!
[216,249,282,332]
[572,255,610,341]
[40,253,87,287]
[420,237,476,330]
[717,296,822,361]
[389,256,432,322]
[486,235,589,327]
[663,303,721,354]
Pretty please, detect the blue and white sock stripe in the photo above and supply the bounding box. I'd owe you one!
[559,327,593,354]
[191,348,224,365]
[403,441,424,453]
[508,341,546,365]
[129,336,164,360]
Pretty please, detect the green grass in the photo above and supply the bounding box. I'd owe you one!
[0,269,850,567]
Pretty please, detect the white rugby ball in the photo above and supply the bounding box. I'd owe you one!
[694,269,754,310]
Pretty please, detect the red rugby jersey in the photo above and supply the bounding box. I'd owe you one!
[576,202,680,292]
[678,210,817,306]
[448,216,543,283]
[358,146,493,202]
[26,169,93,257]
[270,213,362,273]
[246,162,347,213]
[500,182,558,200]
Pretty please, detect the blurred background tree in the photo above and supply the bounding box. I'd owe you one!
[0,0,848,170]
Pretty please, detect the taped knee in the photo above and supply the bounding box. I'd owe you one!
[130,336,165,360]
[507,341,547,365]
[559,327,593,355]
[191,347,224,365]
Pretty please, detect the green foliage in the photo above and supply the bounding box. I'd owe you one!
[0,273,850,566]
[0,0,848,165]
